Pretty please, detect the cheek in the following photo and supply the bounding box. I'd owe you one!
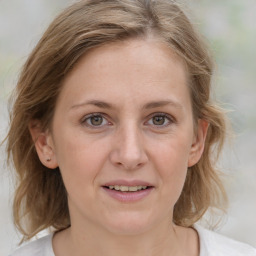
[152,134,192,171]
[158,147,188,187]
[54,125,105,166]
[150,135,192,198]
[53,132,108,193]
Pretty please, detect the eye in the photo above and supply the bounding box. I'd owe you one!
[82,113,109,127]
[146,113,173,127]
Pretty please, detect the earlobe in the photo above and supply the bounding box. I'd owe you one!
[188,119,209,167]
[29,120,58,169]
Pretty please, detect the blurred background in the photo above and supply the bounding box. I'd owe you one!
[0,0,255,255]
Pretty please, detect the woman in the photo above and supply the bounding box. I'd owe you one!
[6,0,256,255]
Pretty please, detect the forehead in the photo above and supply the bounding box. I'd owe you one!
[69,38,187,81]
[57,38,190,112]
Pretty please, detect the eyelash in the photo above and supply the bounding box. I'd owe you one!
[81,112,175,129]
[145,113,174,127]
[81,113,110,128]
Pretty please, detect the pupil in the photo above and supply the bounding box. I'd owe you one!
[91,116,103,125]
[153,116,165,125]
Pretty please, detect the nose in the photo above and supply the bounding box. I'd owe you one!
[109,124,148,170]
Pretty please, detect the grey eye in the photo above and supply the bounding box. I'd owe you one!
[83,114,109,127]
[89,115,103,126]
[152,116,166,125]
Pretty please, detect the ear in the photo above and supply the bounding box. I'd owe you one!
[29,120,58,169]
[188,119,209,167]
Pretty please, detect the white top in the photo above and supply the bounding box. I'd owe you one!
[10,225,256,256]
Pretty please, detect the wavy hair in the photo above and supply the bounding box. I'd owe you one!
[6,0,228,241]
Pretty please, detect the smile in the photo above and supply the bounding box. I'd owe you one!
[106,185,148,192]
[102,183,154,202]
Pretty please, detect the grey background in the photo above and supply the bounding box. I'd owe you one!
[1,0,256,255]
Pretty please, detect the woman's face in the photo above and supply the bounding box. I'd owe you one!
[36,39,207,235]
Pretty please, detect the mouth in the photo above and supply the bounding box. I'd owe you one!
[102,182,154,202]
[103,185,152,192]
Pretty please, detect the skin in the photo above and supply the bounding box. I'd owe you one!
[30,38,208,256]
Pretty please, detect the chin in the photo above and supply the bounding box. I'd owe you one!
[101,210,157,236]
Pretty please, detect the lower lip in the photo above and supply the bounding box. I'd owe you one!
[102,187,154,202]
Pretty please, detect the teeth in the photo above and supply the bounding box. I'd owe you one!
[129,186,138,192]
[120,186,128,192]
[108,185,148,192]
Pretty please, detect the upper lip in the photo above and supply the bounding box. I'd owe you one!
[103,180,154,187]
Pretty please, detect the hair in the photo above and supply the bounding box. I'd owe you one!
[6,0,228,242]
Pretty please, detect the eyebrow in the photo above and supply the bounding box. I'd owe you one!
[70,99,183,110]
[143,100,183,110]
[70,100,114,110]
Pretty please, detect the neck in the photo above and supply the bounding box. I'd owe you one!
[53,218,188,256]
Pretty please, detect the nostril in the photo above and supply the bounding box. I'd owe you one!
[109,147,148,170]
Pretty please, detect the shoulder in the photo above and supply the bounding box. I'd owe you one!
[194,224,256,256]
[9,234,54,256]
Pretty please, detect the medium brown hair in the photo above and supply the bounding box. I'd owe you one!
[6,0,227,241]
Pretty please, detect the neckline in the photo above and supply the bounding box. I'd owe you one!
[49,225,206,256]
